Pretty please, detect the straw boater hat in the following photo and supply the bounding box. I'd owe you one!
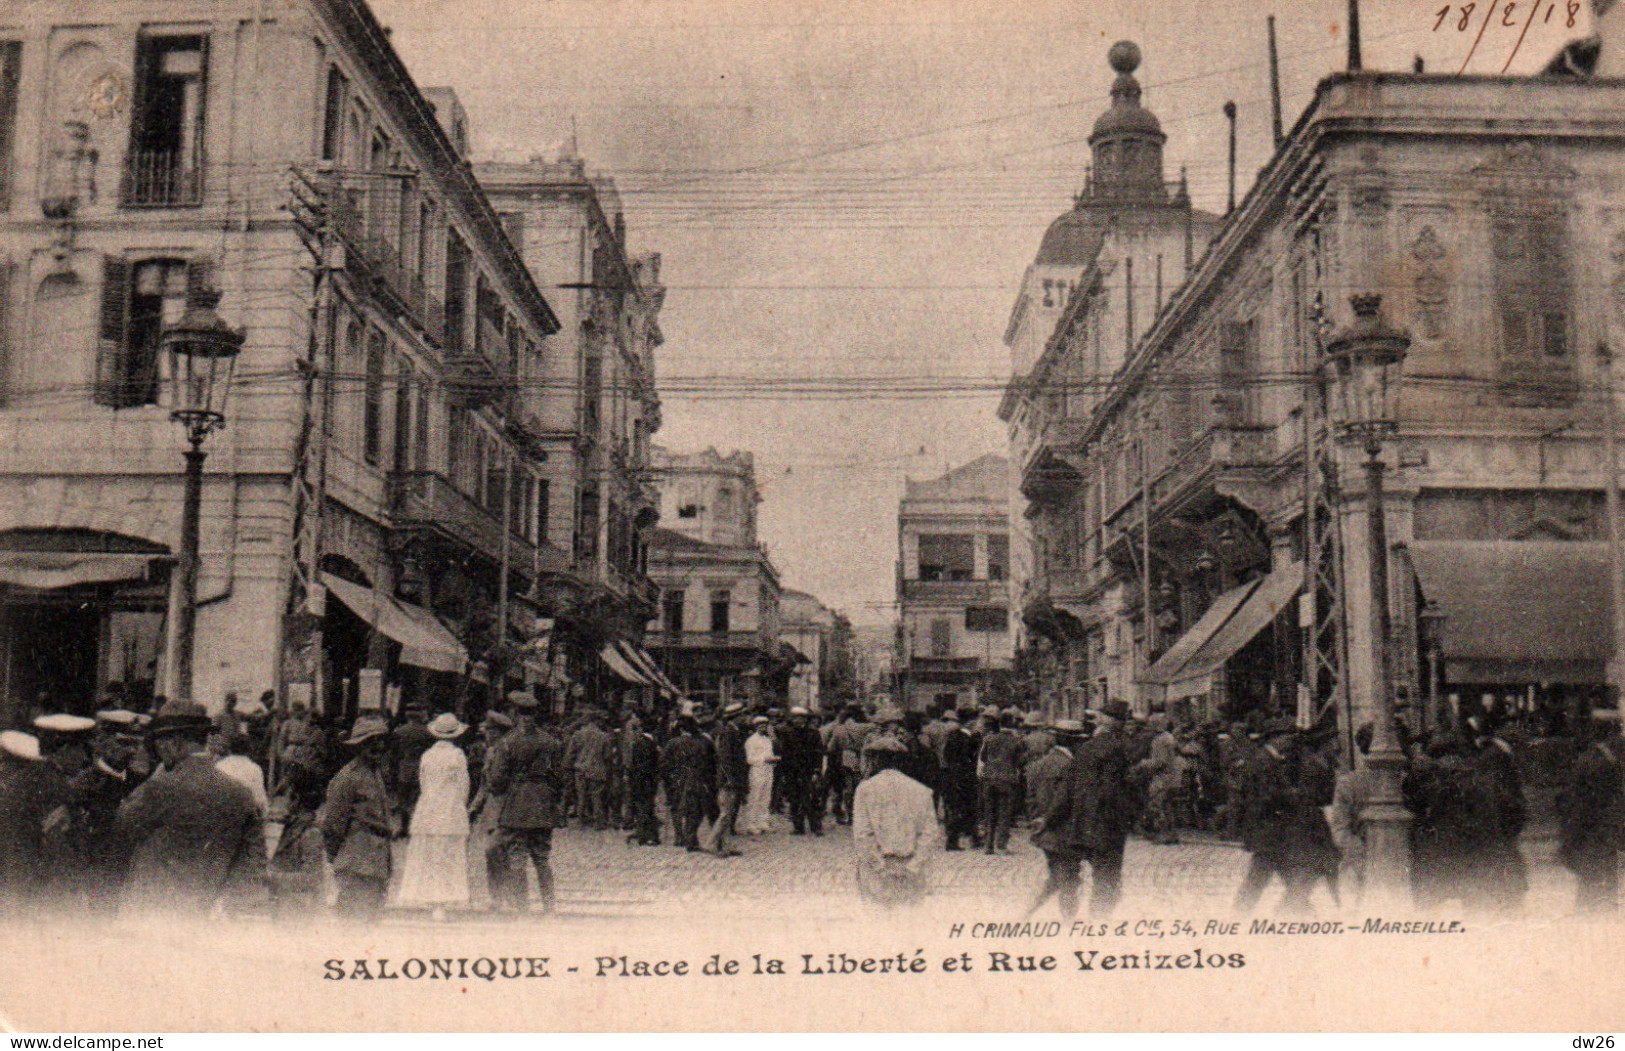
[1051,718,1086,738]
[722,702,745,717]
[482,711,514,731]
[0,730,41,761]
[428,712,467,740]
[344,714,390,746]
[789,706,810,717]
[506,690,538,710]
[33,714,96,736]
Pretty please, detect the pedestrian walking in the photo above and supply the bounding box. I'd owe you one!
[1135,713,1183,845]
[709,704,748,856]
[851,737,939,908]
[1232,719,1340,915]
[778,707,824,836]
[623,712,662,846]
[118,700,267,918]
[468,708,514,904]
[321,714,397,923]
[0,730,48,909]
[1557,710,1624,912]
[565,711,614,830]
[266,764,331,921]
[661,716,714,850]
[395,712,472,918]
[485,694,564,914]
[390,703,434,815]
[978,709,1024,854]
[941,709,980,850]
[739,716,778,834]
[1031,703,1135,918]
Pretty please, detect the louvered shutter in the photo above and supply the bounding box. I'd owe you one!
[95,256,131,406]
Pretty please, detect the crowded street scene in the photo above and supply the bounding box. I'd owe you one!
[0,0,1623,940]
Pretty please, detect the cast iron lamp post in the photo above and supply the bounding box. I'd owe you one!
[162,286,244,704]
[1325,292,1413,903]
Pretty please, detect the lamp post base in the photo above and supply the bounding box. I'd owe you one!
[1360,743,1414,908]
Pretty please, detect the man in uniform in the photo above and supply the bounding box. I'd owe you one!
[1232,718,1340,915]
[485,693,564,913]
[119,699,267,917]
[565,710,614,830]
[778,707,824,836]
[941,708,981,851]
[661,715,714,851]
[709,703,749,857]
[321,714,396,922]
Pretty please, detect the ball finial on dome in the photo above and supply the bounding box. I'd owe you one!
[1108,40,1141,75]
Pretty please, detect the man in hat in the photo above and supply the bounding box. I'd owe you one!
[1025,718,1087,917]
[118,699,267,916]
[941,708,981,850]
[1034,700,1137,918]
[565,710,614,831]
[322,714,396,921]
[622,711,662,846]
[49,711,144,913]
[1233,717,1340,915]
[1558,710,1624,911]
[391,702,434,815]
[828,704,872,825]
[467,702,519,906]
[778,707,824,836]
[661,715,714,851]
[978,709,1024,854]
[851,736,939,908]
[0,730,48,907]
[708,702,749,856]
[485,692,564,913]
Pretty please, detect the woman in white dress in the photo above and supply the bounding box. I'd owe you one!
[739,716,778,834]
[394,712,471,918]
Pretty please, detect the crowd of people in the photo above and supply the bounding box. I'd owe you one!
[0,686,1619,923]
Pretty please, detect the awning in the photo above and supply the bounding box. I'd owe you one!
[1410,541,1609,685]
[617,641,681,698]
[599,643,652,685]
[319,572,468,674]
[0,551,164,589]
[1141,577,1261,685]
[1165,561,1303,699]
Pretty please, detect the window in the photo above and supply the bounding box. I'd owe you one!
[663,589,685,635]
[677,504,699,519]
[0,42,20,208]
[535,478,550,545]
[710,590,731,634]
[95,256,202,408]
[392,362,413,471]
[917,534,974,581]
[965,607,1009,633]
[362,329,385,466]
[986,534,1009,581]
[412,386,430,475]
[576,488,599,561]
[929,618,951,657]
[1489,207,1573,390]
[124,34,207,207]
[320,67,348,162]
[581,352,601,435]
[444,232,469,352]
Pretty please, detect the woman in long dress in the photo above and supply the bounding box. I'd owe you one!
[395,712,471,918]
[739,717,778,834]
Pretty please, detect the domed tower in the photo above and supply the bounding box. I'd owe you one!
[1088,41,1168,202]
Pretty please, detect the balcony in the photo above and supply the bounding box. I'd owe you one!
[121,149,203,207]
[389,471,570,576]
[644,629,769,652]
[899,577,1010,604]
[323,175,445,345]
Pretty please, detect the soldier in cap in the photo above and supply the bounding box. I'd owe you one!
[321,714,397,922]
[484,692,565,913]
[1557,710,1624,911]
[851,736,939,908]
[118,700,268,917]
[468,704,518,904]
[53,711,145,913]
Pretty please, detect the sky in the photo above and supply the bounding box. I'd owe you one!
[372,0,1588,625]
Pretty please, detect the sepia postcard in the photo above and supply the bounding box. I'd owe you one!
[0,0,1622,1033]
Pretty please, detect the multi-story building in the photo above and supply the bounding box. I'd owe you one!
[779,587,835,712]
[475,155,666,703]
[0,0,569,723]
[1006,35,1624,742]
[998,42,1221,719]
[645,446,796,707]
[895,454,1013,712]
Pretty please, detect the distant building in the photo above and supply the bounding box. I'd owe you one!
[780,588,836,712]
[645,447,797,707]
[895,454,1013,712]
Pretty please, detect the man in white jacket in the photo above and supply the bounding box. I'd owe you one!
[851,736,939,908]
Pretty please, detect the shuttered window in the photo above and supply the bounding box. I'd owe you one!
[95,255,206,408]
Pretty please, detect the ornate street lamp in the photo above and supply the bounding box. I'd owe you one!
[1325,292,1412,903]
[162,285,244,704]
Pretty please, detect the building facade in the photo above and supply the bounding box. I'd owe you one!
[779,587,834,712]
[644,446,794,707]
[999,42,1222,719]
[0,0,572,724]
[1006,39,1624,745]
[895,454,1013,712]
[475,156,666,705]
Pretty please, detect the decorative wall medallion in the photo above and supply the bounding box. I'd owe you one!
[82,70,127,120]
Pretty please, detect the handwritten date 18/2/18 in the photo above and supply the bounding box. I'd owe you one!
[1433,1,1581,74]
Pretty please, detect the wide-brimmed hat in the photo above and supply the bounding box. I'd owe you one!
[942,709,960,722]
[482,711,514,730]
[428,712,467,739]
[789,706,810,717]
[1092,699,1132,723]
[344,715,390,745]
[751,715,770,726]
[147,699,213,738]
[1052,718,1086,737]
[33,714,97,736]
[506,690,539,710]
[873,706,905,725]
[95,709,142,730]
[0,730,41,761]
[863,735,907,754]
[722,702,745,717]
